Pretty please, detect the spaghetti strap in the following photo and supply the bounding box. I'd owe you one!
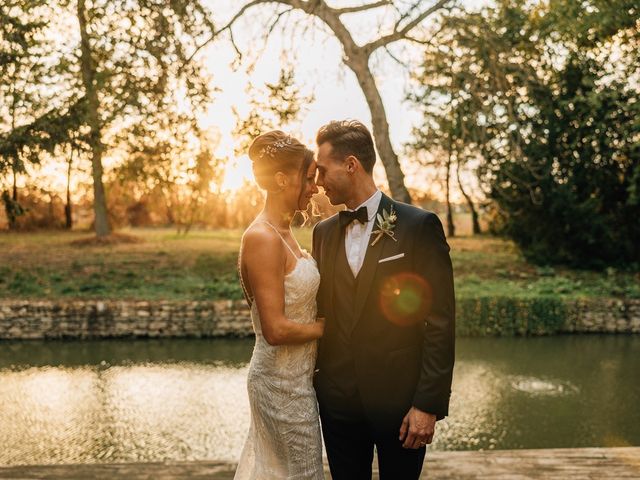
[257,221,300,258]
[237,249,253,307]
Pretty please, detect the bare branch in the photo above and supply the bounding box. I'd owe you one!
[184,0,295,65]
[334,1,390,15]
[404,20,447,47]
[404,35,433,45]
[266,7,294,37]
[384,45,410,68]
[249,7,295,67]
[364,0,453,53]
[394,0,422,30]
[229,27,242,61]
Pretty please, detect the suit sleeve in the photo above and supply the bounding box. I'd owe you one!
[311,222,324,317]
[412,213,455,420]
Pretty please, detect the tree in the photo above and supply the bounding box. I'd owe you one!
[418,0,640,267]
[69,0,215,237]
[0,0,51,228]
[190,0,455,204]
[232,67,318,225]
[406,113,457,236]
[407,13,491,235]
[114,112,225,234]
[233,67,314,155]
[63,130,90,229]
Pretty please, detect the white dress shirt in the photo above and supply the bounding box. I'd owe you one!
[345,189,382,277]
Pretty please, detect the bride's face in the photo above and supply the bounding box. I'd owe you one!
[276,161,319,212]
[297,161,319,210]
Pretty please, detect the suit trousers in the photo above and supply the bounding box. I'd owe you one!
[318,385,426,480]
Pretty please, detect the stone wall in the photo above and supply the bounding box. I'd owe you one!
[0,298,639,340]
[564,298,640,333]
[0,300,253,340]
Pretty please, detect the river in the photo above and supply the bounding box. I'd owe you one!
[1,335,638,465]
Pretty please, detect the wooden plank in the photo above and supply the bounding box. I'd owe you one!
[422,447,640,479]
[0,447,638,479]
[0,462,237,480]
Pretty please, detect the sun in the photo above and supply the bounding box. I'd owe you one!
[220,155,254,192]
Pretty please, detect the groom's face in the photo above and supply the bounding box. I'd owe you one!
[316,142,350,206]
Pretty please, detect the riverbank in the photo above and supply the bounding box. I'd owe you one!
[0,447,638,479]
[1,297,639,340]
[3,229,638,339]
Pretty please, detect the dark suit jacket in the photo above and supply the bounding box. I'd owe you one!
[312,193,455,425]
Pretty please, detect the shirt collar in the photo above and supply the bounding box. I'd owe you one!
[351,189,382,222]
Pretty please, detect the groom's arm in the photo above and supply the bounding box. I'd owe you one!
[411,212,455,420]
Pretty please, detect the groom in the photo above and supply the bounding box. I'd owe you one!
[312,120,455,479]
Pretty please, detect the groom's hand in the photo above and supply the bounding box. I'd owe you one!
[399,407,436,449]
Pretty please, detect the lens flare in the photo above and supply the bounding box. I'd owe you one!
[379,272,432,327]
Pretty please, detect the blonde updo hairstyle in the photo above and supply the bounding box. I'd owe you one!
[249,131,314,200]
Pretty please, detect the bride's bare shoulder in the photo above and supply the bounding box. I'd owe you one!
[241,223,283,257]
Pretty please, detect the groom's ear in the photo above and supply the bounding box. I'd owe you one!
[345,155,359,173]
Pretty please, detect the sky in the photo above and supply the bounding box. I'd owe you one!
[20,0,486,202]
[198,0,486,197]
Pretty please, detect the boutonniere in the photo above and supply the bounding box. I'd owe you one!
[370,206,397,246]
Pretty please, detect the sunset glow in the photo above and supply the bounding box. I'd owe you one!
[220,156,254,193]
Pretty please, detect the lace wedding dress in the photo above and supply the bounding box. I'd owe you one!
[234,222,324,480]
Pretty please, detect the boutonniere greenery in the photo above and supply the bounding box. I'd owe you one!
[370,206,397,246]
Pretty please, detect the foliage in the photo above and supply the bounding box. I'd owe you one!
[1,190,26,226]
[1,0,218,236]
[456,297,567,336]
[0,0,50,174]
[492,55,640,268]
[71,0,214,130]
[197,0,458,203]
[233,67,314,155]
[409,0,640,268]
[113,113,226,234]
[0,97,89,168]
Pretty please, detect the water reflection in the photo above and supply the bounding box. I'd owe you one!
[0,336,639,465]
[510,376,579,396]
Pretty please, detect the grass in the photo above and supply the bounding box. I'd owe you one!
[0,228,638,301]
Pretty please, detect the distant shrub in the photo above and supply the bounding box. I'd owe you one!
[456,297,567,336]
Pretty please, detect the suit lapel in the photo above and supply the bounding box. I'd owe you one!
[351,193,395,332]
[323,217,342,317]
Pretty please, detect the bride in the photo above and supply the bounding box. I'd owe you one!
[234,131,325,479]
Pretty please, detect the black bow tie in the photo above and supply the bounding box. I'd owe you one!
[339,206,369,228]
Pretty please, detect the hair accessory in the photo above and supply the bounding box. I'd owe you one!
[258,135,293,159]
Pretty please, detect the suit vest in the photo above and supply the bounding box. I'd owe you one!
[324,230,360,395]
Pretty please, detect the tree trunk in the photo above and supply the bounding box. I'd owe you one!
[77,0,110,237]
[161,186,176,225]
[6,176,18,230]
[65,146,74,229]
[445,146,455,237]
[9,93,18,230]
[8,166,18,230]
[456,158,481,235]
[12,168,17,202]
[345,54,411,204]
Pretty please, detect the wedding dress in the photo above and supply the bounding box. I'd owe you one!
[234,222,324,480]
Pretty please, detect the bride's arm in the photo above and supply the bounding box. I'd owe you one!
[242,226,324,346]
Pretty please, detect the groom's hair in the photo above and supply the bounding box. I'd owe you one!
[316,120,376,174]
